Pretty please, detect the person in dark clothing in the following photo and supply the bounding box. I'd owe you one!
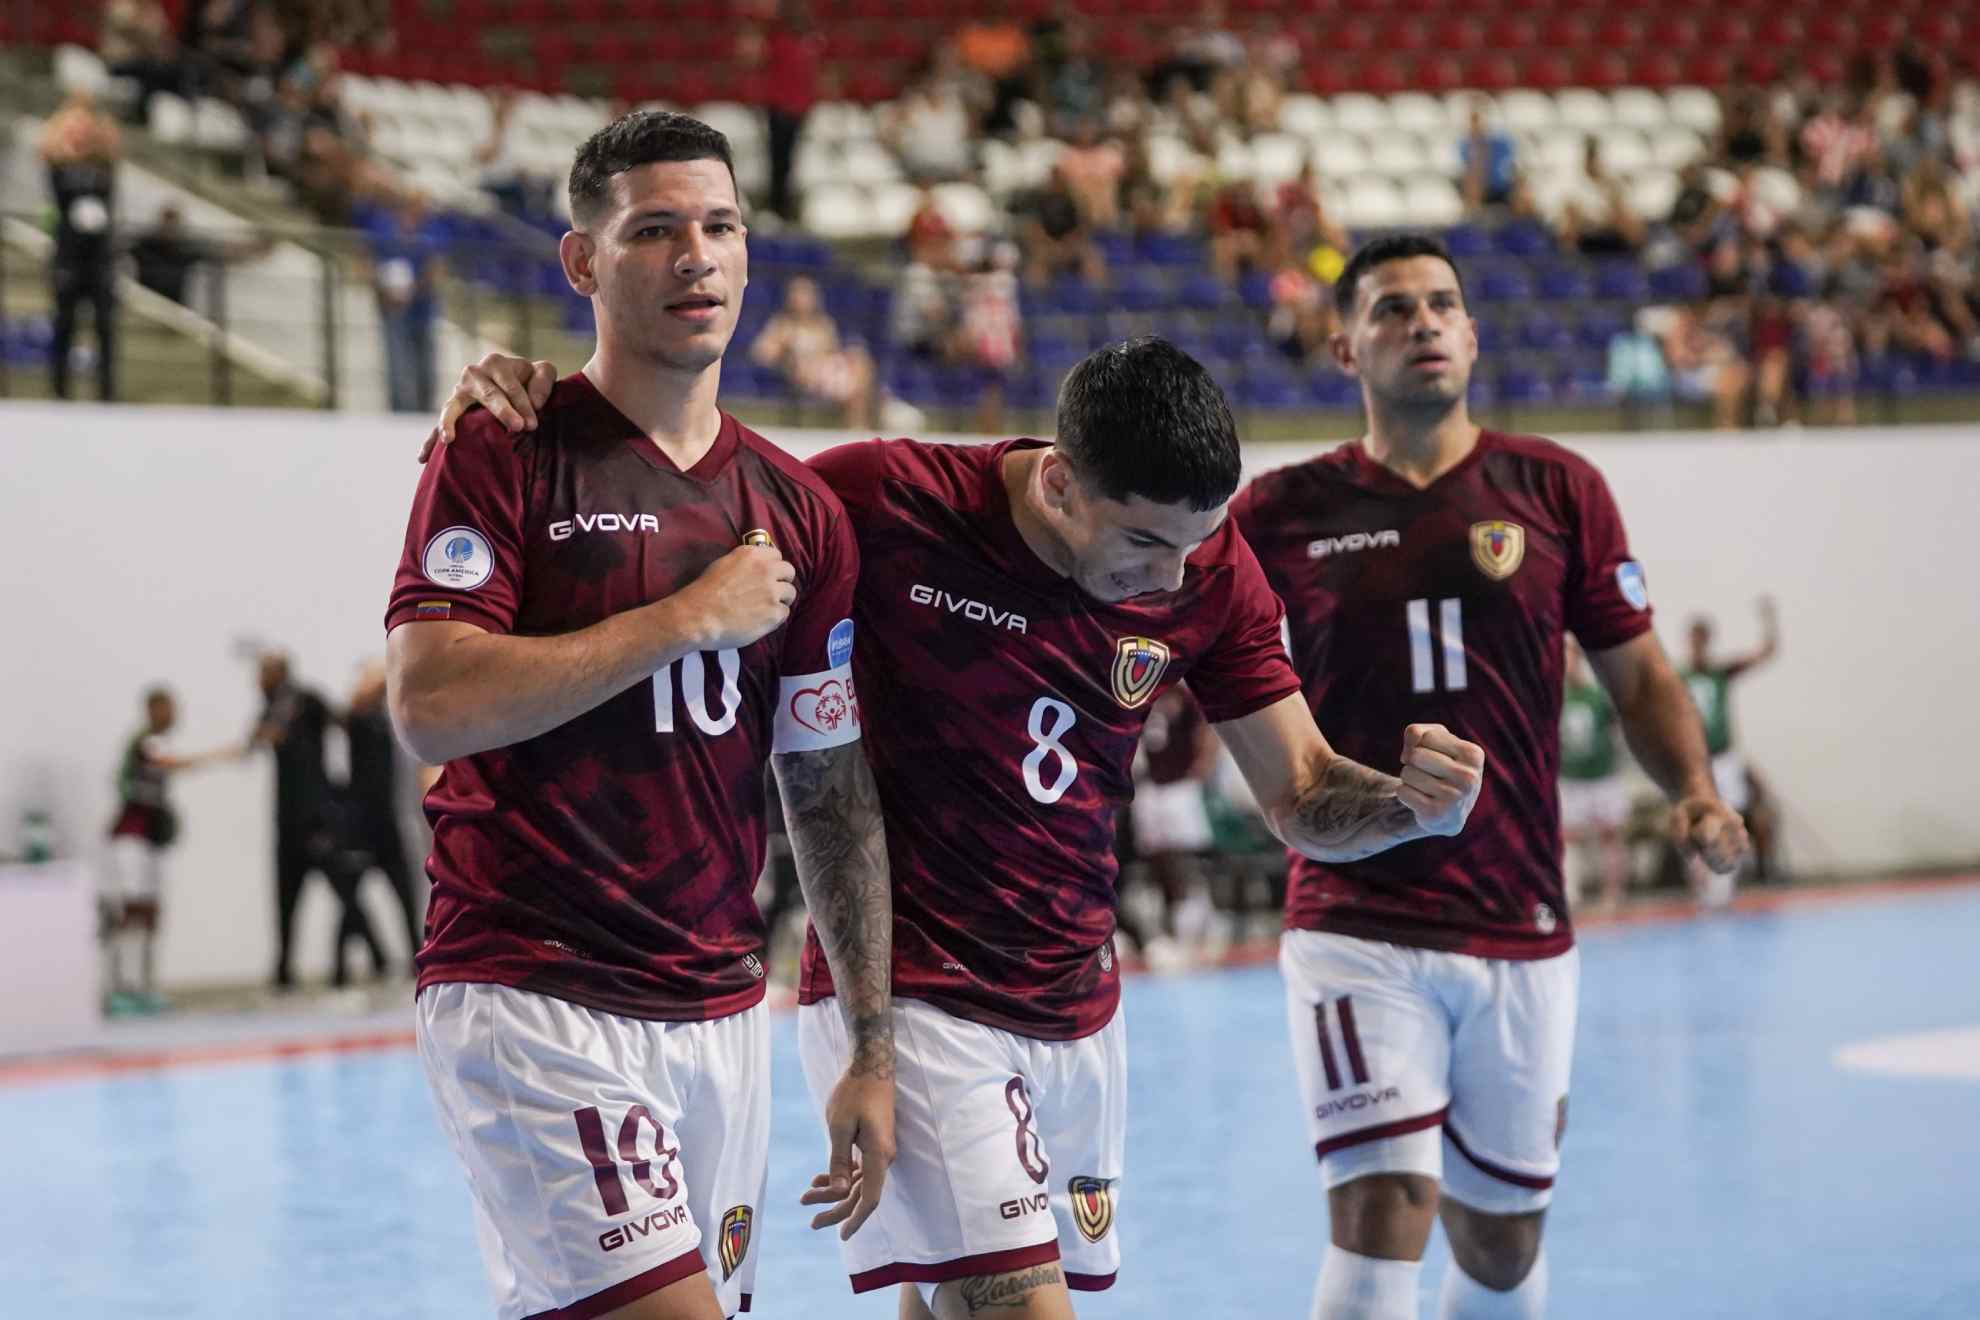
[755,2,821,221]
[342,661,422,964]
[39,90,122,401]
[251,652,386,989]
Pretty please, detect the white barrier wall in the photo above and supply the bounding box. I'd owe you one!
[1,402,1975,989]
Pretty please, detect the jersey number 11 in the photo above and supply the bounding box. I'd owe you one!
[1407,598,1467,693]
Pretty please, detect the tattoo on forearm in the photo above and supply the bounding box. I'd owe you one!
[958,1265,1063,1313]
[1288,756,1422,862]
[775,745,894,1079]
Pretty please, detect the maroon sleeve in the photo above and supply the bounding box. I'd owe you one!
[1187,525,1304,724]
[780,494,859,676]
[1563,460,1655,651]
[385,417,528,636]
[805,438,893,523]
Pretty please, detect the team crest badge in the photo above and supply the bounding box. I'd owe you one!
[1110,637,1171,708]
[1469,520,1525,581]
[1068,1176,1116,1243]
[718,1205,753,1280]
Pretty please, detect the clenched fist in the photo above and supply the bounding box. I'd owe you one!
[671,544,798,652]
[1672,795,1748,874]
[1395,723,1486,837]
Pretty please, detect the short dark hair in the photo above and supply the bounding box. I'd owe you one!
[568,109,738,225]
[1334,232,1466,319]
[1055,338,1242,511]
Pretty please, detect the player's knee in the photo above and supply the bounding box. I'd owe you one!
[1442,1204,1545,1291]
[1327,1172,1439,1258]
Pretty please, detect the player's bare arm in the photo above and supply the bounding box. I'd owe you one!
[1589,631,1750,873]
[773,740,897,1241]
[1214,692,1485,862]
[419,351,559,461]
[1722,595,1782,679]
[387,543,795,762]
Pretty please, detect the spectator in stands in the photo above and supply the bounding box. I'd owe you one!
[475,88,548,220]
[1458,100,1518,211]
[40,88,122,402]
[1716,84,1786,169]
[890,189,959,360]
[125,204,270,309]
[1657,302,1751,429]
[1154,0,1245,96]
[884,59,975,183]
[1017,165,1105,285]
[101,0,184,124]
[1057,118,1126,230]
[1236,21,1297,136]
[1266,265,1335,363]
[1037,19,1105,137]
[1206,178,1269,283]
[365,189,445,413]
[953,15,1032,137]
[755,1,822,222]
[1272,162,1348,278]
[179,0,259,99]
[1557,136,1647,256]
[1799,295,1859,425]
[950,238,1023,434]
[749,275,879,428]
[1669,160,1728,254]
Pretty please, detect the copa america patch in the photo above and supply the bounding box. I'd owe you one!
[1616,561,1649,611]
[422,526,494,591]
[827,618,855,669]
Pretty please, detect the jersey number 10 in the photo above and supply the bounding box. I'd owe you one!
[653,649,743,735]
[1406,598,1467,693]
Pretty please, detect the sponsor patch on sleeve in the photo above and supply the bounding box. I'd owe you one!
[773,665,861,754]
[1616,561,1649,611]
[827,618,855,669]
[422,526,494,591]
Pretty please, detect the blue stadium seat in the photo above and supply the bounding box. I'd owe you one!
[1519,312,1574,354]
[1494,220,1554,258]
[1308,371,1361,410]
[1443,224,1491,260]
[1237,271,1275,311]
[1647,262,1707,302]
[1594,259,1650,302]
[1094,231,1135,270]
[1474,317,1509,353]
[1577,308,1627,353]
[1113,268,1168,314]
[1478,266,1533,303]
[1176,271,1230,312]
[1535,262,1592,302]
[1139,232,1206,267]
[1496,368,1553,405]
[1236,365,1302,410]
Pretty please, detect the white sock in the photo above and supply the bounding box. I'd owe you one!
[1312,1245,1421,1320]
[1436,1250,1547,1320]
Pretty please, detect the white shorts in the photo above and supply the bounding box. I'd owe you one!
[1280,930,1579,1215]
[1130,780,1213,854]
[417,983,769,1319]
[797,998,1126,1300]
[1712,752,1750,815]
[1559,777,1630,834]
[103,836,163,905]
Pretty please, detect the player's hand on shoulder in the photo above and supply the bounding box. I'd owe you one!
[1395,723,1485,837]
[1672,795,1749,874]
[419,353,559,462]
[671,543,799,651]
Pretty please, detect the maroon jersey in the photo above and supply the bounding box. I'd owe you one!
[1232,431,1652,960]
[797,439,1300,1038]
[386,374,861,1021]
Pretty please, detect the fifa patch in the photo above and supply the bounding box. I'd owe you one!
[827,618,855,669]
[422,525,494,591]
[415,601,452,620]
[1111,636,1171,708]
[1469,520,1525,581]
[1068,1176,1116,1243]
[1616,561,1649,611]
[719,1205,753,1280]
[742,528,775,549]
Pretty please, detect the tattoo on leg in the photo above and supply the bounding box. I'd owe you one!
[957,1264,1063,1314]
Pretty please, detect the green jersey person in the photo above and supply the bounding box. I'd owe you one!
[1683,597,1781,904]
[1559,642,1630,912]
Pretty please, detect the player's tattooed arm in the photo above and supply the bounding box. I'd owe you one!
[1215,693,1486,862]
[777,740,898,1239]
[1588,631,1749,873]
[771,741,894,1077]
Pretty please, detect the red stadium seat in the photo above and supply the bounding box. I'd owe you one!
[1805,15,1857,49]
[1392,19,1433,52]
[1518,50,1575,90]
[1541,15,1593,49]
[1701,16,1752,48]
[1593,16,1640,50]
[1435,18,1488,50]
[1646,15,1699,49]
[1334,20,1378,53]
[1415,54,1464,91]
[1858,13,1905,48]
[1682,49,1734,86]
[1752,15,1804,47]
[1483,17,1538,50]
[1629,50,1685,89]
[1914,14,1964,47]
[1464,51,1522,90]
[1574,49,1630,88]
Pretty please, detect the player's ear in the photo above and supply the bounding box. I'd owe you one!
[560,229,598,297]
[1330,329,1357,378]
[1039,451,1076,513]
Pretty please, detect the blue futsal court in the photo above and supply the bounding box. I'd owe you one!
[5,881,1977,1319]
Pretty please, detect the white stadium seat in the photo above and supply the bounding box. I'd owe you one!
[800,182,870,240]
[1278,94,1331,137]
[1215,138,1256,182]
[1250,132,1308,185]
[1496,89,1556,133]
[1630,170,1680,221]
[1401,175,1465,227]
[840,139,904,187]
[1340,175,1407,229]
[1609,87,1667,131]
[55,45,109,96]
[1664,86,1723,134]
[1528,128,1588,176]
[1364,129,1430,177]
[193,98,249,151]
[1312,133,1372,178]
[1649,126,1707,171]
[1554,88,1611,133]
[792,139,840,191]
[693,101,764,157]
[1595,127,1652,178]
[1330,93,1391,136]
[868,181,922,236]
[932,181,999,235]
[1388,92,1451,135]
[149,92,192,146]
